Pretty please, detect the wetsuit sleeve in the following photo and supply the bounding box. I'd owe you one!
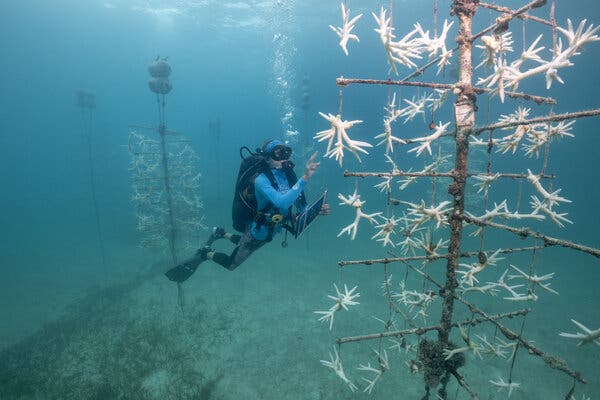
[255,174,307,211]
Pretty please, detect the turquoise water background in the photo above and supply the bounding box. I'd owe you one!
[1,0,599,399]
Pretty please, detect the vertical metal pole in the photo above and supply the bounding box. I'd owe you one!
[439,0,478,346]
[159,122,178,265]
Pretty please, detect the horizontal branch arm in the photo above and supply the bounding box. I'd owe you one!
[471,0,548,40]
[335,77,555,105]
[344,171,554,180]
[345,170,454,179]
[338,246,543,267]
[460,215,600,258]
[336,309,530,344]
[472,109,600,136]
[479,2,554,26]
[336,77,454,90]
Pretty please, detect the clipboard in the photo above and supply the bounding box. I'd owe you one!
[294,190,327,238]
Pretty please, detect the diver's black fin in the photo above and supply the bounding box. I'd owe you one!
[164,228,228,283]
[164,252,206,283]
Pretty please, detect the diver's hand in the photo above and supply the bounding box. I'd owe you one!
[319,202,331,215]
[302,151,320,181]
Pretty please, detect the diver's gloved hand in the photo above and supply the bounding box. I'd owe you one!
[319,202,331,215]
[303,151,320,181]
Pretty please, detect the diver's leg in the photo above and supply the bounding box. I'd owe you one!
[227,233,242,244]
[208,228,265,271]
[165,227,242,282]
[209,251,233,270]
[207,227,242,246]
[206,227,225,246]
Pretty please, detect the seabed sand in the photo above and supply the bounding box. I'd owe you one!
[0,230,599,399]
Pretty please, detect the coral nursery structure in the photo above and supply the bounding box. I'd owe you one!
[128,129,205,257]
[129,58,205,264]
[315,1,600,398]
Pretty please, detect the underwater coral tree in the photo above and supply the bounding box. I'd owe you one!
[315,1,600,398]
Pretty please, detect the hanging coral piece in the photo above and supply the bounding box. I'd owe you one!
[314,112,371,166]
[337,188,381,239]
[329,2,362,56]
[478,20,600,102]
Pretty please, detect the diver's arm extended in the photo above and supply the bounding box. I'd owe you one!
[255,174,307,211]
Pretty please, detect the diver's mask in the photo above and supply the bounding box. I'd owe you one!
[270,144,292,161]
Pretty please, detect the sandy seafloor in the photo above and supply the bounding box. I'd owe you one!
[1,205,599,400]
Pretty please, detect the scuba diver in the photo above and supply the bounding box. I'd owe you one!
[165,139,328,283]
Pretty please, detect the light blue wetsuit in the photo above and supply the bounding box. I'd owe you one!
[206,165,308,271]
[252,168,307,240]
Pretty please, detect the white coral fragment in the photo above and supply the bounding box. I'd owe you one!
[320,346,358,392]
[414,230,448,259]
[508,264,558,295]
[559,319,600,346]
[393,281,437,321]
[490,107,576,157]
[372,215,401,247]
[478,20,600,102]
[457,249,503,287]
[337,189,382,240]
[523,120,575,158]
[329,2,362,56]
[526,169,572,227]
[472,173,500,195]
[357,349,389,394]
[496,106,533,153]
[315,112,371,166]
[475,32,514,69]
[372,8,423,74]
[401,199,452,232]
[414,19,455,73]
[408,121,451,156]
[466,199,543,237]
[489,377,521,398]
[314,283,361,330]
[527,169,571,208]
[374,154,399,192]
[443,325,483,360]
[397,94,433,123]
[374,93,407,154]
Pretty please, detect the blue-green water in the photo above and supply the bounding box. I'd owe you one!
[1,0,599,399]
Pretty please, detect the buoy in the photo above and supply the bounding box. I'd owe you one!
[148,57,171,78]
[148,77,172,94]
